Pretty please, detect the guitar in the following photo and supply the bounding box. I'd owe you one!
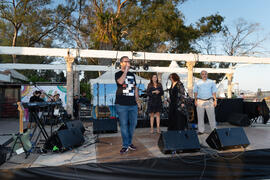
[17,102,24,134]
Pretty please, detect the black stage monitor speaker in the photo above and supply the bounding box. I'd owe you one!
[227,113,251,126]
[206,128,250,150]
[0,146,7,166]
[44,128,85,151]
[93,118,117,134]
[59,120,85,134]
[158,130,200,154]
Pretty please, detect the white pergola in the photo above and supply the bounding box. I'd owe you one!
[1,46,269,116]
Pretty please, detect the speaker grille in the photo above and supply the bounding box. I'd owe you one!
[158,130,200,154]
[206,128,250,150]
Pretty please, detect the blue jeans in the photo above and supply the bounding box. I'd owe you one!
[116,104,138,148]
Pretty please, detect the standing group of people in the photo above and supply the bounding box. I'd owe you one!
[115,56,218,154]
[73,92,91,119]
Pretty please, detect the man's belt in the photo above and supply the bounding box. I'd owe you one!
[197,98,213,101]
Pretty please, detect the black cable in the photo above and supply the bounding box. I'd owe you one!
[199,154,207,180]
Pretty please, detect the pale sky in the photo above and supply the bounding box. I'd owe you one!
[179,0,270,92]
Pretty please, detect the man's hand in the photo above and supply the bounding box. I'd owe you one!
[125,63,130,72]
[137,101,141,110]
[213,100,217,107]
[195,100,198,106]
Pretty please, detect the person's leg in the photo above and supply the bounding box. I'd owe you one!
[115,104,129,148]
[167,105,175,131]
[27,111,34,129]
[127,105,138,147]
[156,112,161,133]
[197,100,205,133]
[205,100,216,131]
[149,113,154,133]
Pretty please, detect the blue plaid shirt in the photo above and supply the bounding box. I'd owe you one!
[194,79,217,99]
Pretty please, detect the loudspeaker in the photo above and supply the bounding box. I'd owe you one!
[0,146,7,166]
[93,118,117,134]
[58,120,85,134]
[158,130,200,154]
[44,128,85,151]
[206,128,250,150]
[227,113,251,126]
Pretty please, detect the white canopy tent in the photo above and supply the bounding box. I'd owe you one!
[89,66,149,87]
[89,66,149,105]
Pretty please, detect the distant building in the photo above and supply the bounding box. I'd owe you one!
[0,69,28,119]
[0,69,28,83]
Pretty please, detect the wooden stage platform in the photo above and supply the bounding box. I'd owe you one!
[1,121,270,169]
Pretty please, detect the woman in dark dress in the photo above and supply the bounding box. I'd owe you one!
[167,73,187,131]
[147,74,164,133]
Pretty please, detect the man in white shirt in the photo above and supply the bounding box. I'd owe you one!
[194,70,217,135]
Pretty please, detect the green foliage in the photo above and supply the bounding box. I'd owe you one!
[0,0,228,83]
[20,69,66,83]
[0,0,73,48]
[80,82,92,101]
[59,72,67,82]
[197,14,226,36]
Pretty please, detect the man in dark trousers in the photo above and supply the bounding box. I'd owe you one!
[73,95,79,119]
[115,56,141,154]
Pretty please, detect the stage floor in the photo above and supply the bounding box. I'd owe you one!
[1,119,270,170]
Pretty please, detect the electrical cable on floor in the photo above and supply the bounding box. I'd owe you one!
[175,153,212,164]
[200,146,247,160]
[199,153,207,180]
[174,152,209,180]
[173,144,248,180]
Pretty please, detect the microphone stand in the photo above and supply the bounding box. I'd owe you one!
[32,83,54,102]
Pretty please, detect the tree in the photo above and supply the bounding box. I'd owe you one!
[193,18,269,83]
[0,0,73,63]
[223,18,268,57]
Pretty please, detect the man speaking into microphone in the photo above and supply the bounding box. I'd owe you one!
[115,56,141,154]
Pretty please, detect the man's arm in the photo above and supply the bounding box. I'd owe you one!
[117,66,129,85]
[194,92,198,106]
[135,86,141,109]
[135,86,139,102]
[212,81,217,107]
[213,92,217,107]
[117,71,127,85]
[194,83,198,106]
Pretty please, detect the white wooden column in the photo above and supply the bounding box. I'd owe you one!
[74,70,80,96]
[65,55,75,116]
[226,73,233,98]
[186,61,196,97]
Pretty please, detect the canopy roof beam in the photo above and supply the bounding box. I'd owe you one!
[0,46,270,64]
[0,63,234,73]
